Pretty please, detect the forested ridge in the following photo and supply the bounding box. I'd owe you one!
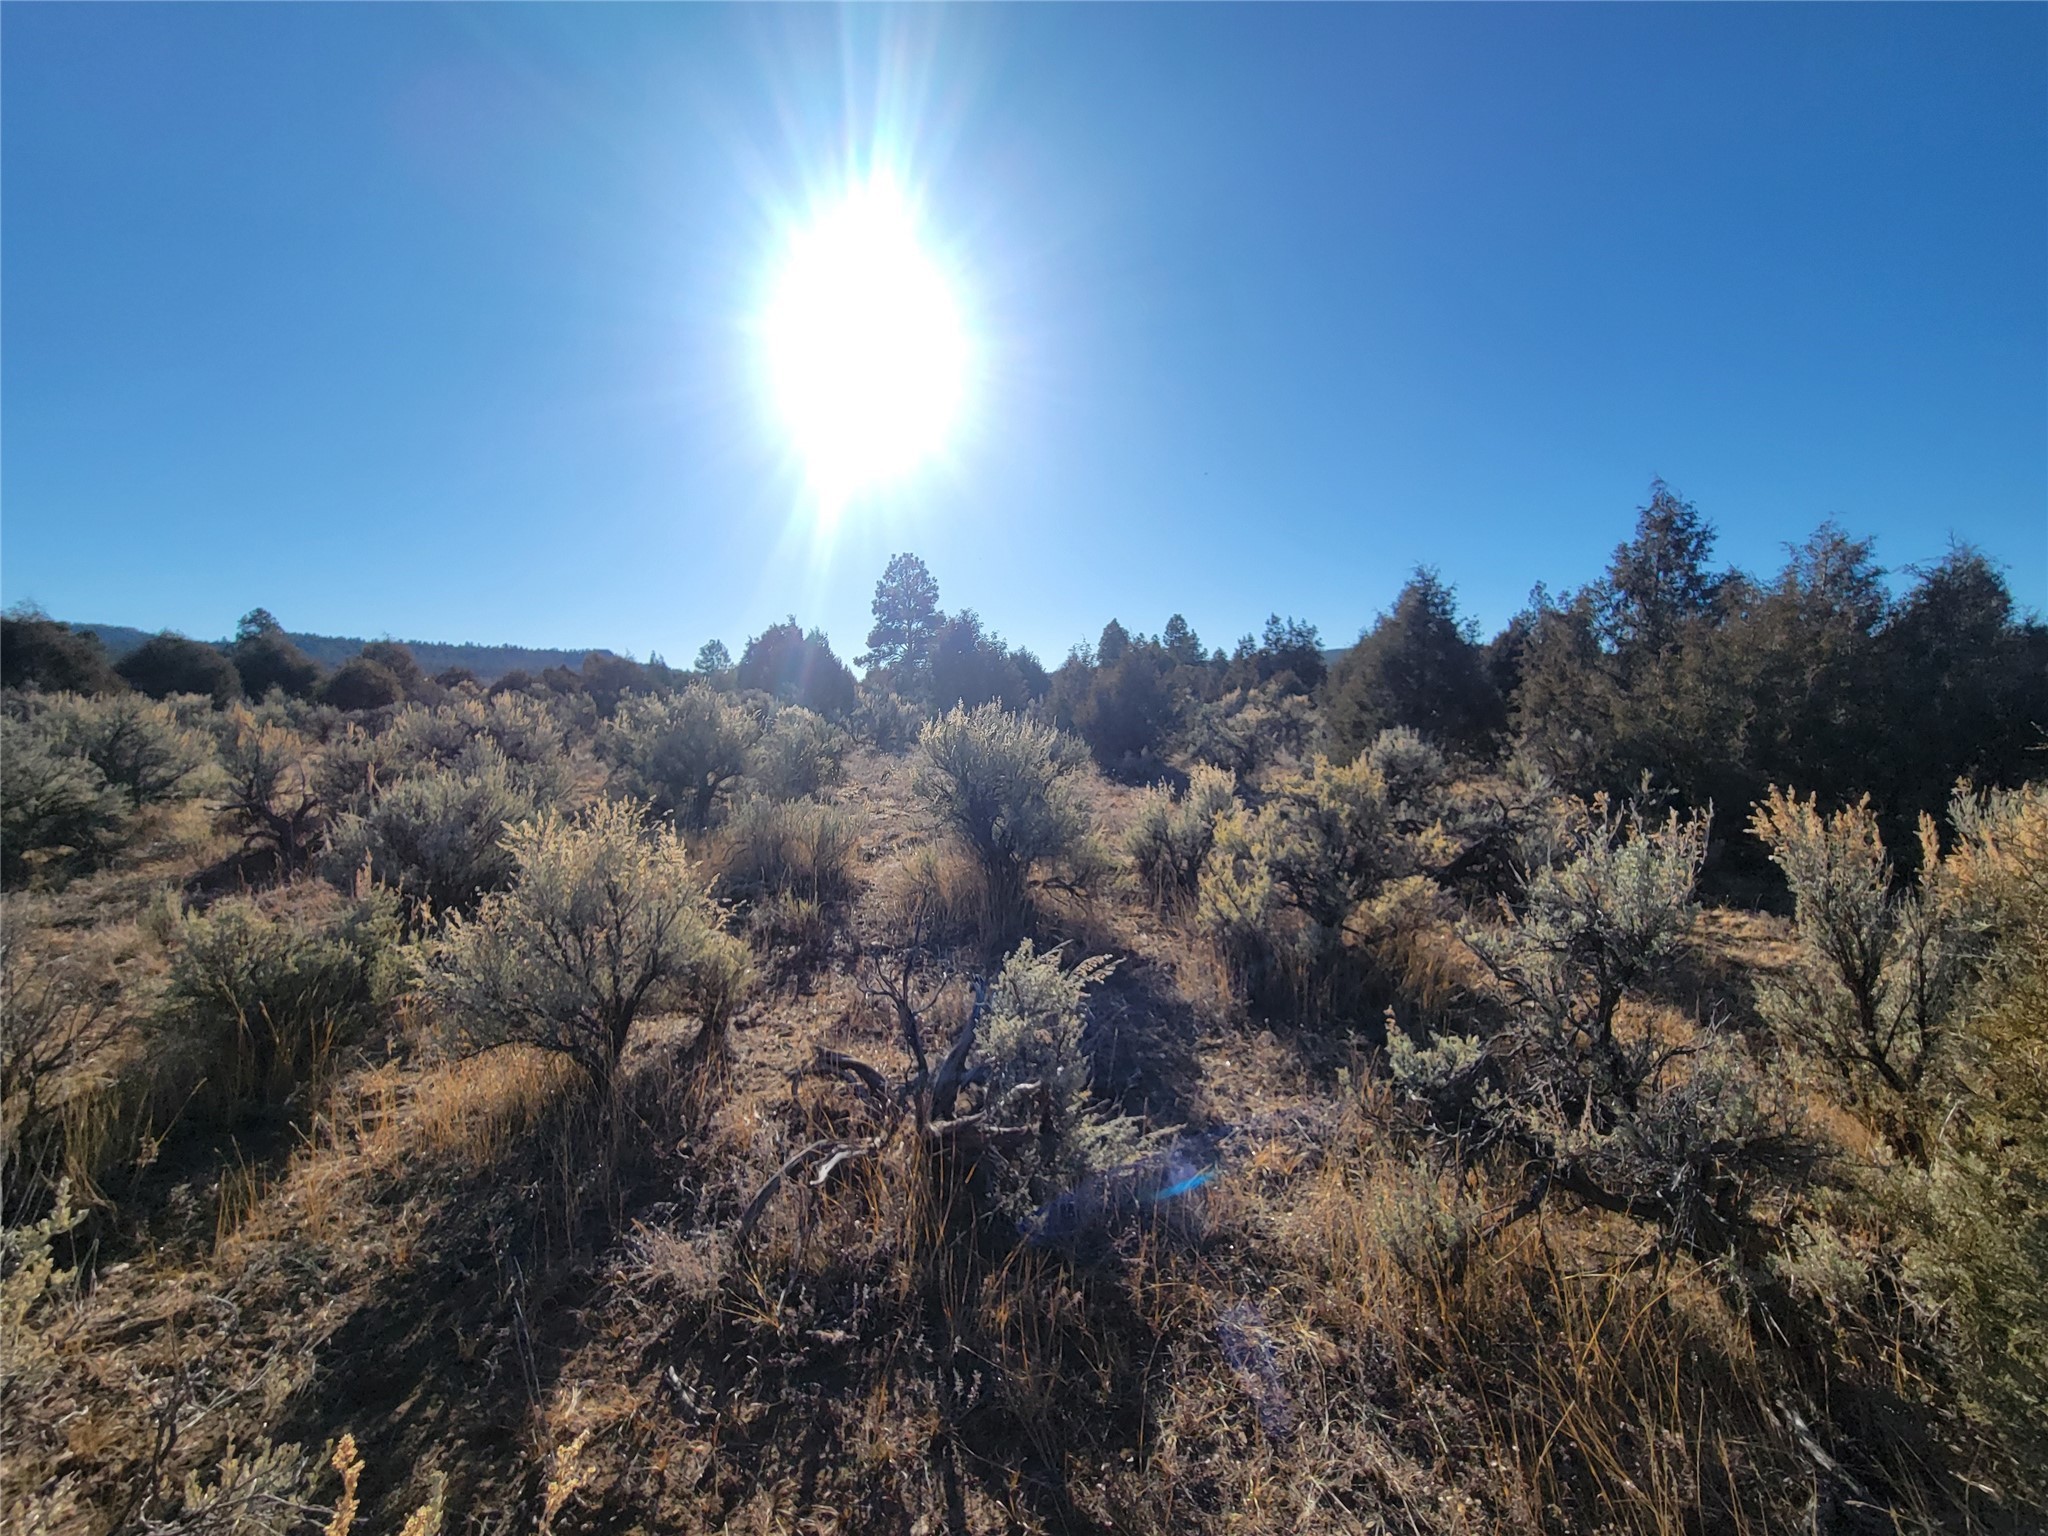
[2,483,2044,1535]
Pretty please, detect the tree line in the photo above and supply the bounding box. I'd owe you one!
[8,481,2041,862]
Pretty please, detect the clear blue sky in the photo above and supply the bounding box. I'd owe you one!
[5,4,2043,663]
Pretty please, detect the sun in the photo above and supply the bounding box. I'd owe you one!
[761,176,969,503]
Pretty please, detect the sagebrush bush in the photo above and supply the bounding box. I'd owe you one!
[0,912,120,1214]
[966,939,1139,1218]
[1127,765,1237,909]
[317,696,576,820]
[213,709,324,874]
[913,704,1091,936]
[1464,797,1709,1063]
[429,799,751,1096]
[714,795,857,904]
[1751,787,1977,1139]
[22,692,213,809]
[157,892,404,1122]
[323,745,542,921]
[1902,782,2048,1476]
[1178,683,1313,778]
[851,686,923,753]
[750,706,847,802]
[1196,752,1411,1019]
[0,718,127,886]
[600,686,761,829]
[1454,798,1811,1256]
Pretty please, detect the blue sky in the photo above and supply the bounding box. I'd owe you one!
[4,4,2043,664]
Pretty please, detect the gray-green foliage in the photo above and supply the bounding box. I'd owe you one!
[851,686,923,754]
[1127,765,1237,908]
[1464,797,1707,1060]
[1898,784,2048,1471]
[969,940,1138,1217]
[750,706,847,802]
[429,800,751,1093]
[601,686,762,829]
[1179,684,1314,779]
[213,709,324,874]
[912,704,1091,931]
[0,718,128,886]
[23,692,212,809]
[317,695,574,820]
[1750,787,1976,1128]
[158,893,404,1120]
[323,744,542,920]
[1454,798,1807,1255]
[715,795,857,904]
[1196,753,1411,1014]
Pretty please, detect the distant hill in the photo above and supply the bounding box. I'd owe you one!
[72,623,617,685]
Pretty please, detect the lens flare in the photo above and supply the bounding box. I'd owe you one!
[762,176,969,504]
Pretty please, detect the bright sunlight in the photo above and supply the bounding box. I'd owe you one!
[761,176,970,504]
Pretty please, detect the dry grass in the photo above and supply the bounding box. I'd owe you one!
[0,743,2022,1536]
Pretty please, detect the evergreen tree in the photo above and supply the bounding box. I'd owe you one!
[738,621,859,716]
[0,608,125,695]
[116,632,242,707]
[860,553,944,691]
[1596,480,1723,669]
[929,610,1036,711]
[230,609,321,700]
[1324,569,1502,760]
[1162,614,1205,667]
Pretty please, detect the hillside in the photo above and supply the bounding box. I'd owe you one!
[73,622,617,684]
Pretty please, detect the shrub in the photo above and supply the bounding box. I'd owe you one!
[157,893,403,1122]
[323,746,542,921]
[1451,798,1810,1257]
[1463,796,1709,1091]
[1362,726,1449,817]
[851,686,924,753]
[213,710,324,875]
[316,695,575,821]
[0,912,119,1215]
[429,800,752,1098]
[1750,787,1976,1142]
[26,692,212,808]
[1902,783,2048,1472]
[1196,753,1409,1019]
[1179,684,1314,778]
[966,939,1138,1218]
[0,720,127,886]
[912,704,1091,935]
[116,632,242,707]
[600,686,762,829]
[750,706,848,802]
[714,796,857,905]
[1127,765,1237,908]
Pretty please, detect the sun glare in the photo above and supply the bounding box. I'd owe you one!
[762,177,969,504]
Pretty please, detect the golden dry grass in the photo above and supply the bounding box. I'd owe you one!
[1,744,2024,1536]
